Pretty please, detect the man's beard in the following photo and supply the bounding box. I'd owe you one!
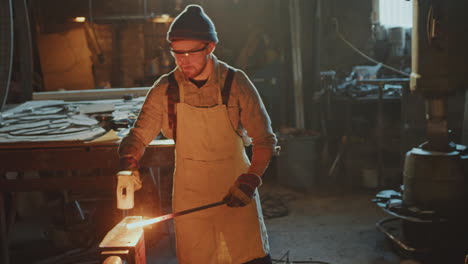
[180,56,209,79]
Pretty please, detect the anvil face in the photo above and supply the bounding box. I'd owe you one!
[100,216,146,264]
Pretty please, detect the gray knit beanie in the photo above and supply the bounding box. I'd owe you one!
[167,5,218,43]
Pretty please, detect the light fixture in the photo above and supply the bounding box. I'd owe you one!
[74,17,86,23]
[152,14,173,24]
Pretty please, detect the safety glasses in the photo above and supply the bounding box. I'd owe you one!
[170,43,209,57]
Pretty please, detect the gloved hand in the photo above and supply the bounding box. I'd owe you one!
[119,155,139,171]
[223,173,262,207]
[118,155,141,191]
[117,156,142,209]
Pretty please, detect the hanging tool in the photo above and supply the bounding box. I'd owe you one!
[127,200,226,229]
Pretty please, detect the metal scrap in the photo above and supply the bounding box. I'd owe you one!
[330,67,408,98]
[372,189,447,223]
[0,98,144,142]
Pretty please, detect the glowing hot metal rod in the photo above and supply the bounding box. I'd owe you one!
[127,201,226,229]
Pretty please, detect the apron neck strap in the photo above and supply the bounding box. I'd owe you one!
[179,77,186,103]
[177,68,235,105]
[216,77,223,105]
[221,68,235,105]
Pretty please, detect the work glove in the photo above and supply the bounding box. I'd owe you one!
[119,155,140,171]
[223,173,262,207]
[116,156,142,209]
[118,156,142,190]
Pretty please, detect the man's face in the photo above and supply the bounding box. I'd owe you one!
[170,40,214,79]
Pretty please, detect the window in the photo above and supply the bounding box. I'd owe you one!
[379,0,413,28]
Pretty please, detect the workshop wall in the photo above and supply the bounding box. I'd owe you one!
[36,27,95,91]
[30,0,374,124]
[114,24,146,87]
[88,24,114,88]
[278,0,374,130]
[321,0,373,72]
[12,0,468,192]
[35,0,380,142]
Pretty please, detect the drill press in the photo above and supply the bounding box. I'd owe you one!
[375,0,468,262]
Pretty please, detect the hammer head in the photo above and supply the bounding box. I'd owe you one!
[116,171,142,210]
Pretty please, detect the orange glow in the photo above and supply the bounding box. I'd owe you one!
[152,14,173,23]
[74,17,86,23]
[127,213,174,229]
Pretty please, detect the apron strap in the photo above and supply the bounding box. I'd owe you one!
[166,72,179,141]
[221,67,235,105]
[166,68,235,142]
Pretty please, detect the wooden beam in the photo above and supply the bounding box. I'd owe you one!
[0,141,174,171]
[0,176,114,192]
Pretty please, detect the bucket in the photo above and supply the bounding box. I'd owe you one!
[362,168,378,188]
[276,135,321,190]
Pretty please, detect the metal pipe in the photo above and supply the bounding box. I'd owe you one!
[14,0,34,102]
[143,0,148,18]
[377,83,383,187]
[0,0,14,111]
[376,217,417,253]
[381,205,445,223]
[311,0,322,130]
[289,0,305,129]
[424,97,450,151]
[91,14,156,23]
[426,98,447,120]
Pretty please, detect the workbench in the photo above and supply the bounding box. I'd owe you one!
[320,79,410,188]
[0,138,175,264]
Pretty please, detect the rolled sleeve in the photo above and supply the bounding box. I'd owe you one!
[118,77,167,160]
[235,70,277,176]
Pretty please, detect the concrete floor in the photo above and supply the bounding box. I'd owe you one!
[7,181,426,264]
[145,182,418,264]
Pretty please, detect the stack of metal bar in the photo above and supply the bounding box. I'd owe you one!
[0,98,145,143]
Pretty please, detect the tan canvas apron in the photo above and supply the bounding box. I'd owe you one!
[172,79,269,264]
